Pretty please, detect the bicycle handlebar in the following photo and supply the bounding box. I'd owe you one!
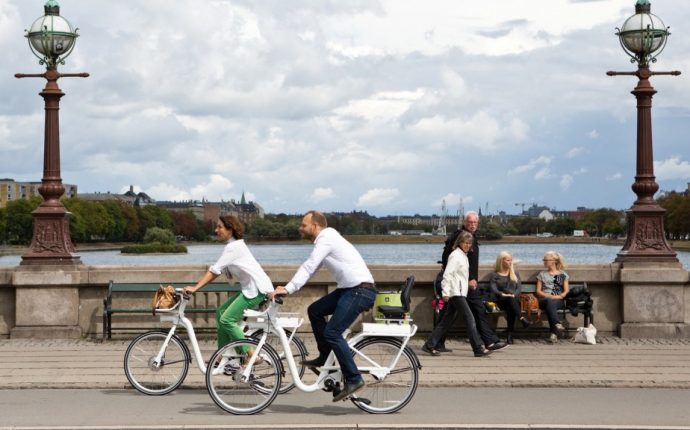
[174,288,191,301]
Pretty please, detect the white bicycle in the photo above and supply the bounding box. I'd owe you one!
[123,289,307,395]
[205,296,422,415]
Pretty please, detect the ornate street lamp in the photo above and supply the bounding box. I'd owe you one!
[608,0,680,263]
[15,0,88,265]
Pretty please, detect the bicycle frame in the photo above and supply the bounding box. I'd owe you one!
[154,291,209,373]
[152,290,301,375]
[238,300,418,392]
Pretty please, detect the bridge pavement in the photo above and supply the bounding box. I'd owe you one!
[1,336,690,389]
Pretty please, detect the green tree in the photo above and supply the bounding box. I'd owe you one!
[544,217,577,236]
[144,227,176,244]
[508,217,545,235]
[579,209,624,237]
[5,197,41,244]
[137,205,173,238]
[658,192,690,240]
[0,207,7,243]
[476,221,503,240]
[63,198,115,242]
[170,211,199,239]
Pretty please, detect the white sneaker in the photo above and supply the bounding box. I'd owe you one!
[555,323,566,337]
[549,333,558,344]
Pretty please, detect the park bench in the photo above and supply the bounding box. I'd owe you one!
[102,280,241,340]
[478,282,593,332]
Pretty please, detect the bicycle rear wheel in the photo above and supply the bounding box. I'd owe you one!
[124,331,190,395]
[248,329,307,394]
[206,339,281,415]
[351,337,419,414]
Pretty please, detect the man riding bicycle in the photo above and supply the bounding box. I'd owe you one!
[269,210,376,402]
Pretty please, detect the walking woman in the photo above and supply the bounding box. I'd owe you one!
[422,231,492,357]
[489,251,531,344]
[183,215,274,355]
[535,251,570,343]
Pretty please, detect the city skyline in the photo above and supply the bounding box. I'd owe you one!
[2,1,690,217]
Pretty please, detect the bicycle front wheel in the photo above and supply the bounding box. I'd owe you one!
[206,339,281,415]
[124,331,190,395]
[351,337,419,414]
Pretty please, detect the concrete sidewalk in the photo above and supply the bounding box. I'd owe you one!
[1,336,690,389]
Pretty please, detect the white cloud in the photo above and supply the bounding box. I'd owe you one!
[534,167,552,180]
[356,188,400,207]
[435,193,461,207]
[190,175,235,201]
[410,112,528,150]
[4,0,688,217]
[508,156,552,175]
[147,183,191,201]
[333,90,425,123]
[606,173,622,181]
[560,174,573,190]
[655,157,690,180]
[311,187,335,202]
[567,147,584,158]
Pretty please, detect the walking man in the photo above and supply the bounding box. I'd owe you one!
[269,210,376,402]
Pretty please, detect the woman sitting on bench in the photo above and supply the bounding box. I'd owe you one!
[536,251,570,344]
[489,251,530,344]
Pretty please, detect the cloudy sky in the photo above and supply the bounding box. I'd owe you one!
[1,0,689,217]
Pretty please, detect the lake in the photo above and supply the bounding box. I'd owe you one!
[1,243,689,269]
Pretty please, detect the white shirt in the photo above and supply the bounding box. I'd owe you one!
[285,227,374,294]
[209,238,274,299]
[441,248,469,298]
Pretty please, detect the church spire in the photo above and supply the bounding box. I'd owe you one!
[240,191,247,205]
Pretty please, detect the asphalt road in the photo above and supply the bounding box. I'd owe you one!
[2,387,689,429]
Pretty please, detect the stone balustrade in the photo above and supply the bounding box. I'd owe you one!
[0,263,688,339]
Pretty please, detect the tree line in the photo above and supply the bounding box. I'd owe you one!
[2,194,689,245]
[0,197,212,245]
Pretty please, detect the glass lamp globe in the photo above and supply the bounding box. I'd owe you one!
[26,0,79,66]
[617,0,669,65]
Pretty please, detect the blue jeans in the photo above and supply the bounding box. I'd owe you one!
[539,298,565,333]
[307,285,376,384]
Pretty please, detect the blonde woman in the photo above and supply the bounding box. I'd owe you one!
[489,251,530,344]
[535,251,570,343]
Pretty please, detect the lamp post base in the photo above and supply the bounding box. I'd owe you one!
[616,204,678,264]
[20,205,81,266]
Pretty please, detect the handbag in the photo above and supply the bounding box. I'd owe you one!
[573,324,597,344]
[151,285,177,315]
[519,293,541,322]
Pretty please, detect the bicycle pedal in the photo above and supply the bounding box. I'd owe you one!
[351,396,371,405]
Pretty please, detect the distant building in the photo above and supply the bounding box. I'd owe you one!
[80,185,154,207]
[552,206,593,222]
[538,209,554,221]
[234,192,265,224]
[397,214,440,227]
[156,192,264,225]
[0,178,77,208]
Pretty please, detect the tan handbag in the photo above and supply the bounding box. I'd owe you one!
[152,285,177,315]
[519,293,541,322]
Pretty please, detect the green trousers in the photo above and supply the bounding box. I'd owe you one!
[216,292,266,350]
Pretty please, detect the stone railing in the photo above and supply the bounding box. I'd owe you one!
[0,263,688,339]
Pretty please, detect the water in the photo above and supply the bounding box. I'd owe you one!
[1,242,689,268]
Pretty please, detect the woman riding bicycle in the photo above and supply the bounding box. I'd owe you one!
[183,215,274,356]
